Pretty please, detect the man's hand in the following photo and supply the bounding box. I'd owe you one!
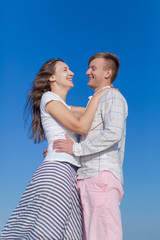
[43,149,48,158]
[53,134,74,155]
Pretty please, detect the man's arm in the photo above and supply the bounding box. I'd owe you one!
[73,90,128,156]
[53,134,74,154]
[43,149,48,158]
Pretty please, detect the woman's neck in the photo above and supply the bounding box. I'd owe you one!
[51,87,68,102]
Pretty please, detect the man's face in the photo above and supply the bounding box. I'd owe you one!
[86,58,109,92]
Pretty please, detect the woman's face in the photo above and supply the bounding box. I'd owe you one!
[51,61,74,89]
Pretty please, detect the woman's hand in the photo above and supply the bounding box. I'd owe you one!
[93,87,111,100]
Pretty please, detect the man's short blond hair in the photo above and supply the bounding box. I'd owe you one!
[88,52,120,83]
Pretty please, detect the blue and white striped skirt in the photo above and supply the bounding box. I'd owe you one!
[0,161,82,240]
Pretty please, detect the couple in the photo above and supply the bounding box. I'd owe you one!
[0,52,128,240]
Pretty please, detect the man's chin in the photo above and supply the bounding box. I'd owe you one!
[87,82,94,89]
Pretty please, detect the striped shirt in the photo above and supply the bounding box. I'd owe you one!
[73,89,128,184]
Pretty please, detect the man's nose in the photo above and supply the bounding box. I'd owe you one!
[86,68,91,75]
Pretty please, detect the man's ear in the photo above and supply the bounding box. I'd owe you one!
[49,74,56,82]
[104,68,112,79]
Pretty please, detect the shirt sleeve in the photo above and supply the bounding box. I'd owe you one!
[41,92,62,112]
[42,92,62,105]
[73,90,128,156]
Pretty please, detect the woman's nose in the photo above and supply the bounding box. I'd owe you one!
[69,70,74,76]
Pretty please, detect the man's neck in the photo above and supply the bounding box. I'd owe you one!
[94,85,111,94]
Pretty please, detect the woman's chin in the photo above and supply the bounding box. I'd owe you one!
[66,83,74,91]
[69,83,74,88]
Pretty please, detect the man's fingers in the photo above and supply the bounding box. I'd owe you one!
[54,145,65,151]
[53,142,65,150]
[43,149,47,158]
[54,140,61,144]
[54,140,66,144]
[53,141,64,149]
[65,133,71,140]
[53,143,60,149]
[55,149,64,152]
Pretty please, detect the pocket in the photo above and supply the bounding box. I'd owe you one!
[94,172,108,191]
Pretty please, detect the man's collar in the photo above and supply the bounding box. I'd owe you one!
[88,85,111,100]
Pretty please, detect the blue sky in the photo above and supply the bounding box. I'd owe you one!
[1,0,160,239]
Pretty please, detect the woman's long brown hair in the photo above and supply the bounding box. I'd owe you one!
[25,58,64,143]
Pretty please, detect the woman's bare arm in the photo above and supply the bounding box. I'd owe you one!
[46,88,109,135]
[70,106,86,118]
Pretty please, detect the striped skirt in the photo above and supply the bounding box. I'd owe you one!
[0,161,82,240]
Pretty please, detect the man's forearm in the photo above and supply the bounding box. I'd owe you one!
[73,92,127,156]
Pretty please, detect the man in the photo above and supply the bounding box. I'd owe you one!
[53,52,128,240]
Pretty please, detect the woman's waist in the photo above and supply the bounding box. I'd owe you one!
[44,151,81,167]
[46,133,78,145]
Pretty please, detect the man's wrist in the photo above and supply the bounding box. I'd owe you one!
[73,142,82,156]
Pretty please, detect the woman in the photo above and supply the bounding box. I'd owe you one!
[0,58,109,240]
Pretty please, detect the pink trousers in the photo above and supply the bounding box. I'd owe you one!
[77,171,124,240]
